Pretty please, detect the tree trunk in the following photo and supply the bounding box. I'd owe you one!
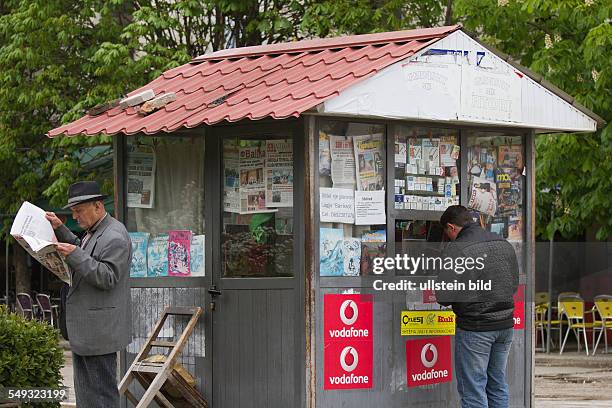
[14,244,30,295]
[445,0,453,26]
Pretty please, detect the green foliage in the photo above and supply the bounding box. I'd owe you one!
[0,305,64,408]
[456,0,611,240]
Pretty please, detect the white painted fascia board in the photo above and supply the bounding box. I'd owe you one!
[321,30,598,133]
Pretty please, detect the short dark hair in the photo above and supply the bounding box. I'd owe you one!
[440,205,472,228]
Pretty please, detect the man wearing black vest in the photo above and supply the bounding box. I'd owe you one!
[437,205,519,408]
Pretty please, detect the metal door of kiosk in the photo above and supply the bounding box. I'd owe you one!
[208,121,305,408]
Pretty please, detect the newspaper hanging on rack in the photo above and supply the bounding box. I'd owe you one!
[127,144,156,208]
[265,140,293,207]
[239,144,267,213]
[353,133,385,191]
[329,135,356,188]
[223,139,241,213]
[10,201,71,285]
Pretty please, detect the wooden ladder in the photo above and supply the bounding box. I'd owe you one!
[118,306,208,408]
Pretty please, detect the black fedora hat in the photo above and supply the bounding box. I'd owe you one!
[63,181,108,209]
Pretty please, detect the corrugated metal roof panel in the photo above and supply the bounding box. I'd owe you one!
[47,26,461,137]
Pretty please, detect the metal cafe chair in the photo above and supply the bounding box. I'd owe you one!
[16,293,36,320]
[559,295,594,355]
[36,293,59,328]
[534,292,559,351]
[592,295,612,355]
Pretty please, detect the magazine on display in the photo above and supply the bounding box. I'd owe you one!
[329,135,356,188]
[127,144,156,208]
[353,133,385,191]
[190,234,205,277]
[498,145,524,170]
[128,232,149,277]
[11,201,72,285]
[319,131,332,176]
[147,234,169,277]
[320,228,344,276]
[360,230,386,276]
[265,140,293,208]
[223,139,241,213]
[468,176,498,216]
[240,144,267,213]
[168,230,192,276]
[342,238,361,276]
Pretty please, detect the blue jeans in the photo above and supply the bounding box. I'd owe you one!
[455,327,514,408]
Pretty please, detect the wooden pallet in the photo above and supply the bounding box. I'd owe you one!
[118,306,208,408]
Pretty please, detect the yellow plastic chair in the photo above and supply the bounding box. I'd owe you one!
[556,292,580,348]
[592,295,612,355]
[535,292,550,305]
[534,292,561,350]
[559,296,594,355]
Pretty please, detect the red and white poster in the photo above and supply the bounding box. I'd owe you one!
[406,336,452,387]
[324,294,373,390]
[422,289,437,303]
[513,284,525,330]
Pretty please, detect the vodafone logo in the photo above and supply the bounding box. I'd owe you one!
[420,343,438,368]
[339,300,358,325]
[340,346,359,372]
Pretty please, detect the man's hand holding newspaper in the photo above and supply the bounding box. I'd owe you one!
[11,201,72,285]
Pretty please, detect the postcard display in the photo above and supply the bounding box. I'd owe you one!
[467,135,525,269]
[319,127,387,277]
[394,129,460,212]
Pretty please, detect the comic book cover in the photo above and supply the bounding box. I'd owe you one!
[128,232,149,277]
[320,228,344,276]
[147,234,169,277]
[168,230,192,276]
[342,238,361,276]
[360,230,386,276]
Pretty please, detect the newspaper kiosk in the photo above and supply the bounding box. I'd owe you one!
[48,25,603,408]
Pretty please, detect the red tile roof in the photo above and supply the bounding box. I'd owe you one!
[48,25,460,137]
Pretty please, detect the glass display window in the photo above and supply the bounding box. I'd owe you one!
[222,137,294,277]
[318,120,387,277]
[393,126,460,212]
[125,135,205,278]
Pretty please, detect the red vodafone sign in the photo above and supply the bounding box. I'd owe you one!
[513,284,525,330]
[406,336,452,387]
[324,294,373,390]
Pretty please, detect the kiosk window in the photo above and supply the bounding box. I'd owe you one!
[318,120,387,277]
[466,132,525,271]
[222,137,294,277]
[125,136,206,278]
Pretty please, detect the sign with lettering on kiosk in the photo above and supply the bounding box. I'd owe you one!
[401,310,456,336]
[406,336,452,387]
[324,294,373,389]
[513,284,525,330]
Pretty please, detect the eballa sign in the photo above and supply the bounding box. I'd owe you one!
[324,294,373,390]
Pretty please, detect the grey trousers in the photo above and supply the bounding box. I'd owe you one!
[72,352,119,408]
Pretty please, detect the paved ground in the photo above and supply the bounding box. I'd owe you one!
[535,351,612,407]
[59,340,612,407]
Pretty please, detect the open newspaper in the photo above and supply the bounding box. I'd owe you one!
[10,201,71,285]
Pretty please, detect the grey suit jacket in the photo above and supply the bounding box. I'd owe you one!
[55,215,132,356]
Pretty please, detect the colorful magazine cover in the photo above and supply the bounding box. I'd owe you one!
[128,232,149,277]
[320,228,344,276]
[498,145,524,170]
[422,138,440,167]
[342,238,361,276]
[508,216,524,241]
[147,234,169,277]
[168,230,192,276]
[468,177,498,216]
[190,234,205,277]
[360,230,386,276]
[496,167,521,216]
[489,217,509,238]
[319,131,332,176]
[353,133,385,191]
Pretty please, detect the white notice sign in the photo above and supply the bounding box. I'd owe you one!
[320,188,355,224]
[354,190,386,225]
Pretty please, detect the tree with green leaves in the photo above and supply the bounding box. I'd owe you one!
[454,0,611,240]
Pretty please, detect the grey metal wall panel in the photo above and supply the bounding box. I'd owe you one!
[315,288,527,408]
[213,288,296,408]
